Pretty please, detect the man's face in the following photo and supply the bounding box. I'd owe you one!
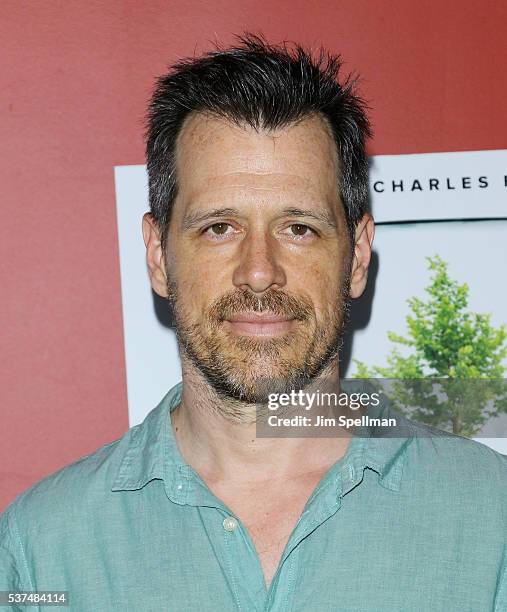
[152,113,359,403]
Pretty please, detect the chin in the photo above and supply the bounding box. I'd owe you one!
[180,318,343,402]
[206,352,325,404]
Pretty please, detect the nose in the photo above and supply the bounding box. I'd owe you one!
[232,229,286,293]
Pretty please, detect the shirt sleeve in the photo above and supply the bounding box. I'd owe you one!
[0,501,33,608]
[494,551,507,612]
[493,454,507,611]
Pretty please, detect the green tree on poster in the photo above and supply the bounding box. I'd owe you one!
[354,255,507,436]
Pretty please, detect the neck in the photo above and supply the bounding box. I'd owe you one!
[171,356,352,485]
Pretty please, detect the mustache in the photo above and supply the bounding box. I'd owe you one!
[208,288,314,322]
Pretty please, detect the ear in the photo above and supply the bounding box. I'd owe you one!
[349,213,375,299]
[142,212,168,298]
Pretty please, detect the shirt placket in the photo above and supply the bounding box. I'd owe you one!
[170,465,269,611]
[264,476,343,612]
[264,442,370,612]
[219,509,269,612]
[163,414,370,612]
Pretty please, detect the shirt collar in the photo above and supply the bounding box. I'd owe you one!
[111,381,414,499]
[111,382,185,495]
[344,394,415,494]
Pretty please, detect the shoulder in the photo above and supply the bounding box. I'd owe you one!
[0,430,136,589]
[0,386,178,539]
[406,417,507,463]
[402,418,507,497]
[0,430,131,540]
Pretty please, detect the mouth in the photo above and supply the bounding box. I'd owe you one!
[224,312,297,337]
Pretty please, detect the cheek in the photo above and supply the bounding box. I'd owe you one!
[300,260,347,320]
[171,257,229,320]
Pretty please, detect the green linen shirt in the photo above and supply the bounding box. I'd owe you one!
[1,381,506,611]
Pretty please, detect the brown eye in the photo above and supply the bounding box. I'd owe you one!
[209,223,230,235]
[290,224,311,236]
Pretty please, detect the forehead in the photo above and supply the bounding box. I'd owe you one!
[174,112,340,205]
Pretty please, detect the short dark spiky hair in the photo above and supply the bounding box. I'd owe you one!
[146,34,372,253]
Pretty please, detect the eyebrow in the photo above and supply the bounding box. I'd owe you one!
[281,207,337,229]
[182,206,337,230]
[182,208,240,230]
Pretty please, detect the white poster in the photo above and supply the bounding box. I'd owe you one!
[115,150,507,453]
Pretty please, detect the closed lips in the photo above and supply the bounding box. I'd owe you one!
[226,312,294,323]
[225,312,296,336]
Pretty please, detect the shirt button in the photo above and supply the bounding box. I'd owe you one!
[223,517,238,532]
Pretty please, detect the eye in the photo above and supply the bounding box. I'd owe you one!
[283,223,316,238]
[202,222,236,239]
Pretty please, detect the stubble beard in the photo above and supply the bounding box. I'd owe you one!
[166,273,352,409]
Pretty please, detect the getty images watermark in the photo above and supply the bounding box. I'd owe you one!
[255,378,507,439]
[265,388,393,428]
[255,378,399,438]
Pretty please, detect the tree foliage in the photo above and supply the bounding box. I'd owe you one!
[354,255,507,436]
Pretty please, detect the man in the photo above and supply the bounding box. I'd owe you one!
[1,35,506,611]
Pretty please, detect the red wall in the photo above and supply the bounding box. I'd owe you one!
[2,0,506,511]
